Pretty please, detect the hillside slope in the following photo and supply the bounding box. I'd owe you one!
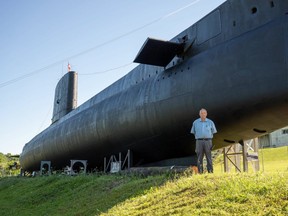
[0,146,287,215]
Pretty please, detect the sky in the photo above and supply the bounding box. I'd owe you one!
[0,0,226,154]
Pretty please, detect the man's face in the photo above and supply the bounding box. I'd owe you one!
[199,110,207,119]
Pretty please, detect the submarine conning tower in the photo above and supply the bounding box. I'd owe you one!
[52,71,78,124]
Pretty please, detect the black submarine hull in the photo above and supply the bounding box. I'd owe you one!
[20,0,288,171]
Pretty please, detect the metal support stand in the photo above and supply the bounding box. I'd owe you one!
[223,145,242,172]
[69,160,87,175]
[40,161,51,175]
[104,149,132,173]
[241,140,249,172]
[245,138,260,172]
[223,138,259,172]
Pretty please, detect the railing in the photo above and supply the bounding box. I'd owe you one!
[104,149,132,173]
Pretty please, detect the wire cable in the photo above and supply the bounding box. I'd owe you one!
[0,0,200,88]
[78,62,134,75]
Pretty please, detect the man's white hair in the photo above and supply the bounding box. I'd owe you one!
[199,108,207,114]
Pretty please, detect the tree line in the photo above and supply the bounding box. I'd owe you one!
[0,152,20,177]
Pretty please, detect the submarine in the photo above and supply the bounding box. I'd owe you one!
[20,0,288,171]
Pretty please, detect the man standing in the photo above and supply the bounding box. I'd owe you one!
[191,108,217,173]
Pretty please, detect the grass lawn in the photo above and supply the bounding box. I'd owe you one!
[214,146,288,173]
[0,146,287,215]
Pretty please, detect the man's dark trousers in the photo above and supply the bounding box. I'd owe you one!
[195,139,213,173]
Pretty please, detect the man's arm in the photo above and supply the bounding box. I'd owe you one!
[211,121,217,134]
[190,122,195,134]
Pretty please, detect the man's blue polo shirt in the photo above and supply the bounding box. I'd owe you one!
[190,118,217,139]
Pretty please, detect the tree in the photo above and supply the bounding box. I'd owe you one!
[0,153,8,164]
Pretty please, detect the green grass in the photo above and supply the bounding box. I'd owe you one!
[0,174,167,216]
[214,146,288,173]
[0,146,287,216]
[259,146,288,172]
[102,172,288,216]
